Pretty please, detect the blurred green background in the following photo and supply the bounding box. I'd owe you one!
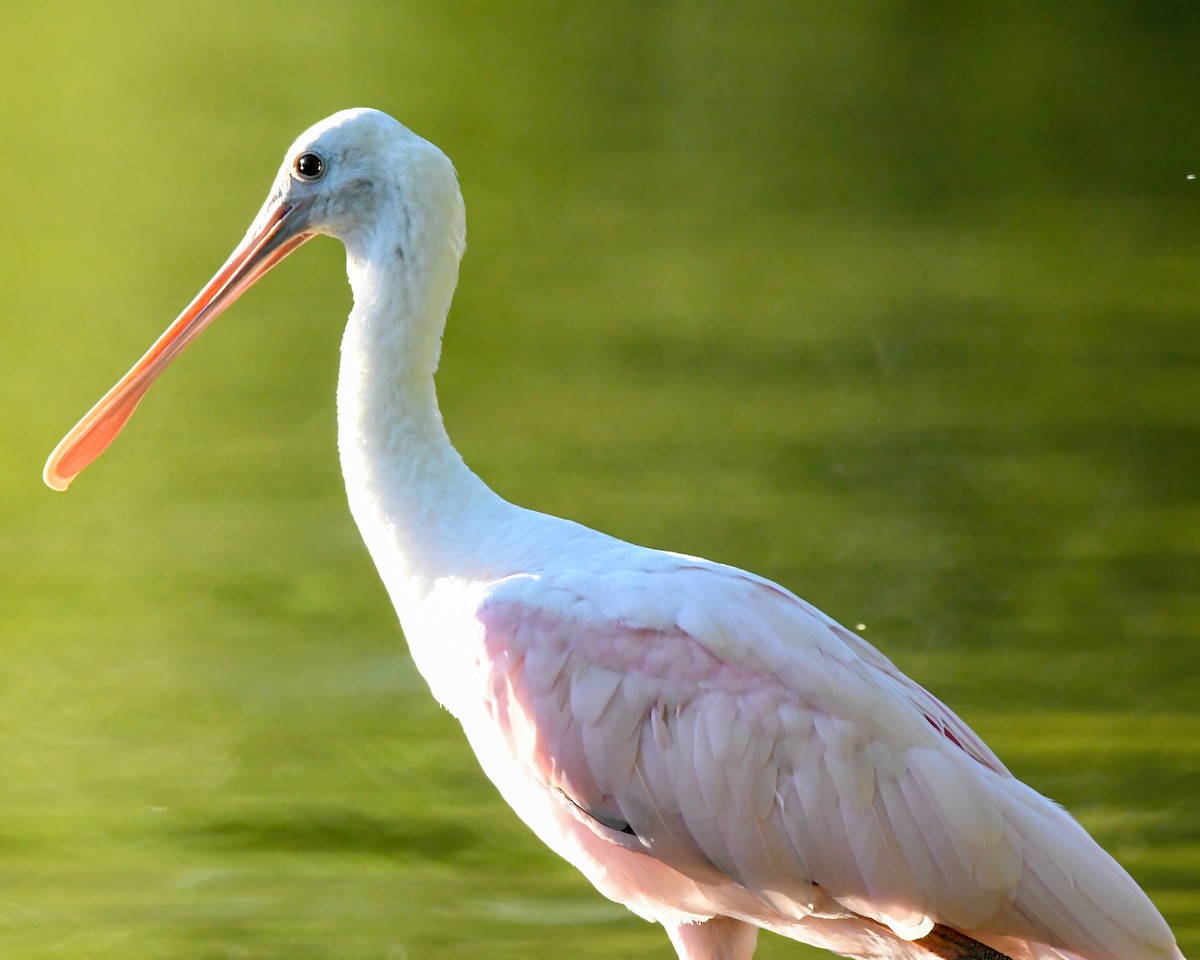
[1,2,1197,958]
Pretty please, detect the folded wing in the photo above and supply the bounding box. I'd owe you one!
[475,560,1182,960]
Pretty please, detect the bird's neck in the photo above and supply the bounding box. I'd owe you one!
[336,235,507,605]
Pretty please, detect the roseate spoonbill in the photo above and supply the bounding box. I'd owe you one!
[43,109,1185,960]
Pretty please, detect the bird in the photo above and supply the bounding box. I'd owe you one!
[43,108,1185,960]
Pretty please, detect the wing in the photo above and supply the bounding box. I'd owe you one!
[474,560,1181,960]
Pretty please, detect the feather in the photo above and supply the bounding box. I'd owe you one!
[469,562,1183,960]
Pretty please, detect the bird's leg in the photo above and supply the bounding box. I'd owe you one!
[665,916,759,960]
[915,924,1013,960]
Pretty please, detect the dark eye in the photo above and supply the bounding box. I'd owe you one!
[294,152,325,181]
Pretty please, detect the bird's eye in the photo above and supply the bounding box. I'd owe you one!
[294,152,326,181]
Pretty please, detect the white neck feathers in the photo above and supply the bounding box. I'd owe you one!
[334,177,506,599]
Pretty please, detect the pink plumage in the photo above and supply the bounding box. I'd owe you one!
[470,558,1180,960]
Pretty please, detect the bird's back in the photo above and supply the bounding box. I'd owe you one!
[404,515,1183,960]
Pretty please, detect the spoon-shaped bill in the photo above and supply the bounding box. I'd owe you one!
[43,197,313,491]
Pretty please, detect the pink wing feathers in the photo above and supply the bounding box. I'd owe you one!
[474,561,1182,960]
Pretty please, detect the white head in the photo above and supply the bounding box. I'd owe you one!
[273,108,465,263]
[44,108,465,491]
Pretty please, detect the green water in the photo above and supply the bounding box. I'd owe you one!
[2,3,1197,957]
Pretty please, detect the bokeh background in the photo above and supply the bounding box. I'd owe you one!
[1,2,1197,958]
